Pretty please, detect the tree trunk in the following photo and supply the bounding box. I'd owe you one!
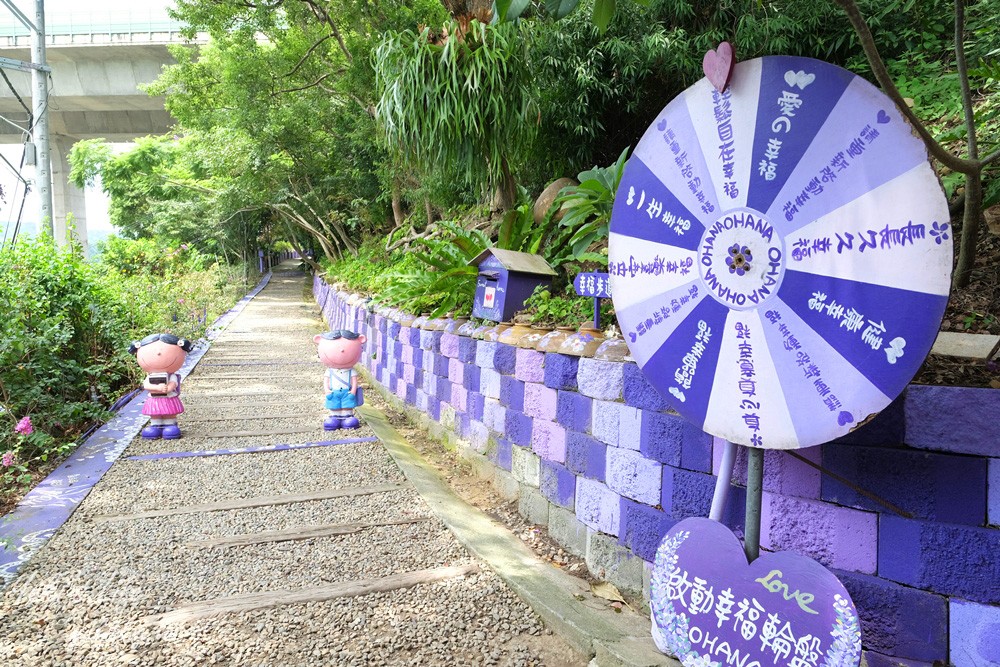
[391,183,405,228]
[493,156,518,211]
[953,172,983,289]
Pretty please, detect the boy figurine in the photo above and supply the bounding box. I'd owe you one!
[314,330,366,430]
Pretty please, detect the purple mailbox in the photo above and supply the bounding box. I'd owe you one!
[470,248,556,322]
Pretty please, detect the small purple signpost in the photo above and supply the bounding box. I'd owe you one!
[610,54,952,666]
[651,518,862,666]
[573,271,611,328]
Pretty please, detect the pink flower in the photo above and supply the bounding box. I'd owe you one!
[177,298,186,304]
[1,451,13,468]
[14,416,33,436]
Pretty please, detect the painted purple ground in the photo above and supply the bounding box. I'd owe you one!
[0,273,273,586]
[126,437,378,461]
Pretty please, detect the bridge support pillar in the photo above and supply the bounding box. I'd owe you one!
[50,136,89,254]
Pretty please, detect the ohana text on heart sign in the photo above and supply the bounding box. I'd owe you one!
[651,518,862,667]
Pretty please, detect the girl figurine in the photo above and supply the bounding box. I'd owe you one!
[129,333,193,439]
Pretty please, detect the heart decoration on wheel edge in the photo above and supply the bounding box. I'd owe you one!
[703,42,736,92]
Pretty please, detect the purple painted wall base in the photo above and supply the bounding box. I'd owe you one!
[314,277,1000,667]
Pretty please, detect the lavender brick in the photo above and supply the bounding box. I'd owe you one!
[494,344,517,375]
[483,398,506,434]
[763,493,877,574]
[431,353,450,377]
[398,326,414,346]
[491,437,513,471]
[833,569,947,662]
[879,514,1000,603]
[619,498,676,562]
[428,396,441,422]
[411,346,423,370]
[405,383,417,406]
[435,375,451,400]
[448,357,464,384]
[457,337,478,363]
[617,404,642,451]
[592,400,622,447]
[556,391,592,434]
[833,394,906,446]
[505,410,534,447]
[661,466,714,519]
[566,432,606,482]
[440,332,460,358]
[524,383,558,421]
[540,460,577,510]
[622,362,671,411]
[419,329,443,352]
[480,368,501,399]
[638,411,687,467]
[500,376,525,411]
[462,365,481,391]
[403,364,415,385]
[607,448,662,506]
[402,345,415,366]
[576,478,621,536]
[422,349,434,372]
[468,420,489,452]
[467,392,485,422]
[905,385,1000,455]
[515,348,545,383]
[730,446,821,499]
[860,652,932,667]
[476,341,498,370]
[388,321,401,339]
[416,389,428,412]
[823,445,987,524]
[990,458,1000,527]
[413,368,424,389]
[951,598,1000,667]
[451,384,468,412]
[455,411,471,439]
[532,419,567,463]
[543,353,579,390]
[577,358,624,401]
[395,377,406,400]
[392,340,403,358]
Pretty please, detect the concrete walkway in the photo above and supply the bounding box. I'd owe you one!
[0,266,606,666]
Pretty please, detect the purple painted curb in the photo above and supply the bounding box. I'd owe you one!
[126,437,379,461]
[0,272,274,586]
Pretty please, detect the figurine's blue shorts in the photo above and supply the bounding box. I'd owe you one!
[325,388,357,410]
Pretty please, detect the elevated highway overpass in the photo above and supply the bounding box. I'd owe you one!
[0,10,202,247]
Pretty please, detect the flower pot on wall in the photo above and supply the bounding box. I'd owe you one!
[471,324,493,340]
[445,317,470,334]
[536,326,576,353]
[594,337,633,363]
[558,326,605,357]
[456,320,477,337]
[411,313,431,329]
[482,322,512,342]
[518,325,552,349]
[498,323,532,346]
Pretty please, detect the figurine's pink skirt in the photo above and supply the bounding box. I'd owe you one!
[142,396,184,416]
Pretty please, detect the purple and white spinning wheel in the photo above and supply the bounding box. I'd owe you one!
[609,56,952,449]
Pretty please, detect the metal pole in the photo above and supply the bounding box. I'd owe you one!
[744,446,764,561]
[593,297,600,329]
[30,0,53,238]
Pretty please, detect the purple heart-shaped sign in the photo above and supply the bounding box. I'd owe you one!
[876,109,891,124]
[651,518,862,666]
[703,42,735,93]
[837,411,854,426]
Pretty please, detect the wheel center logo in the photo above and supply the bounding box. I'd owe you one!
[698,208,785,310]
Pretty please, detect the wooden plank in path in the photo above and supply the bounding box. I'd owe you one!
[144,564,480,626]
[198,426,316,438]
[186,516,432,548]
[94,483,408,522]
[182,411,323,424]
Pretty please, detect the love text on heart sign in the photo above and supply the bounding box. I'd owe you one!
[651,518,861,667]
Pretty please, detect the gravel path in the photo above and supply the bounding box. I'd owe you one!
[0,268,585,667]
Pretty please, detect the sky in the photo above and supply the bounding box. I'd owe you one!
[0,1,178,240]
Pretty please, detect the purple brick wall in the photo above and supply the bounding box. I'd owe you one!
[315,281,1000,667]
